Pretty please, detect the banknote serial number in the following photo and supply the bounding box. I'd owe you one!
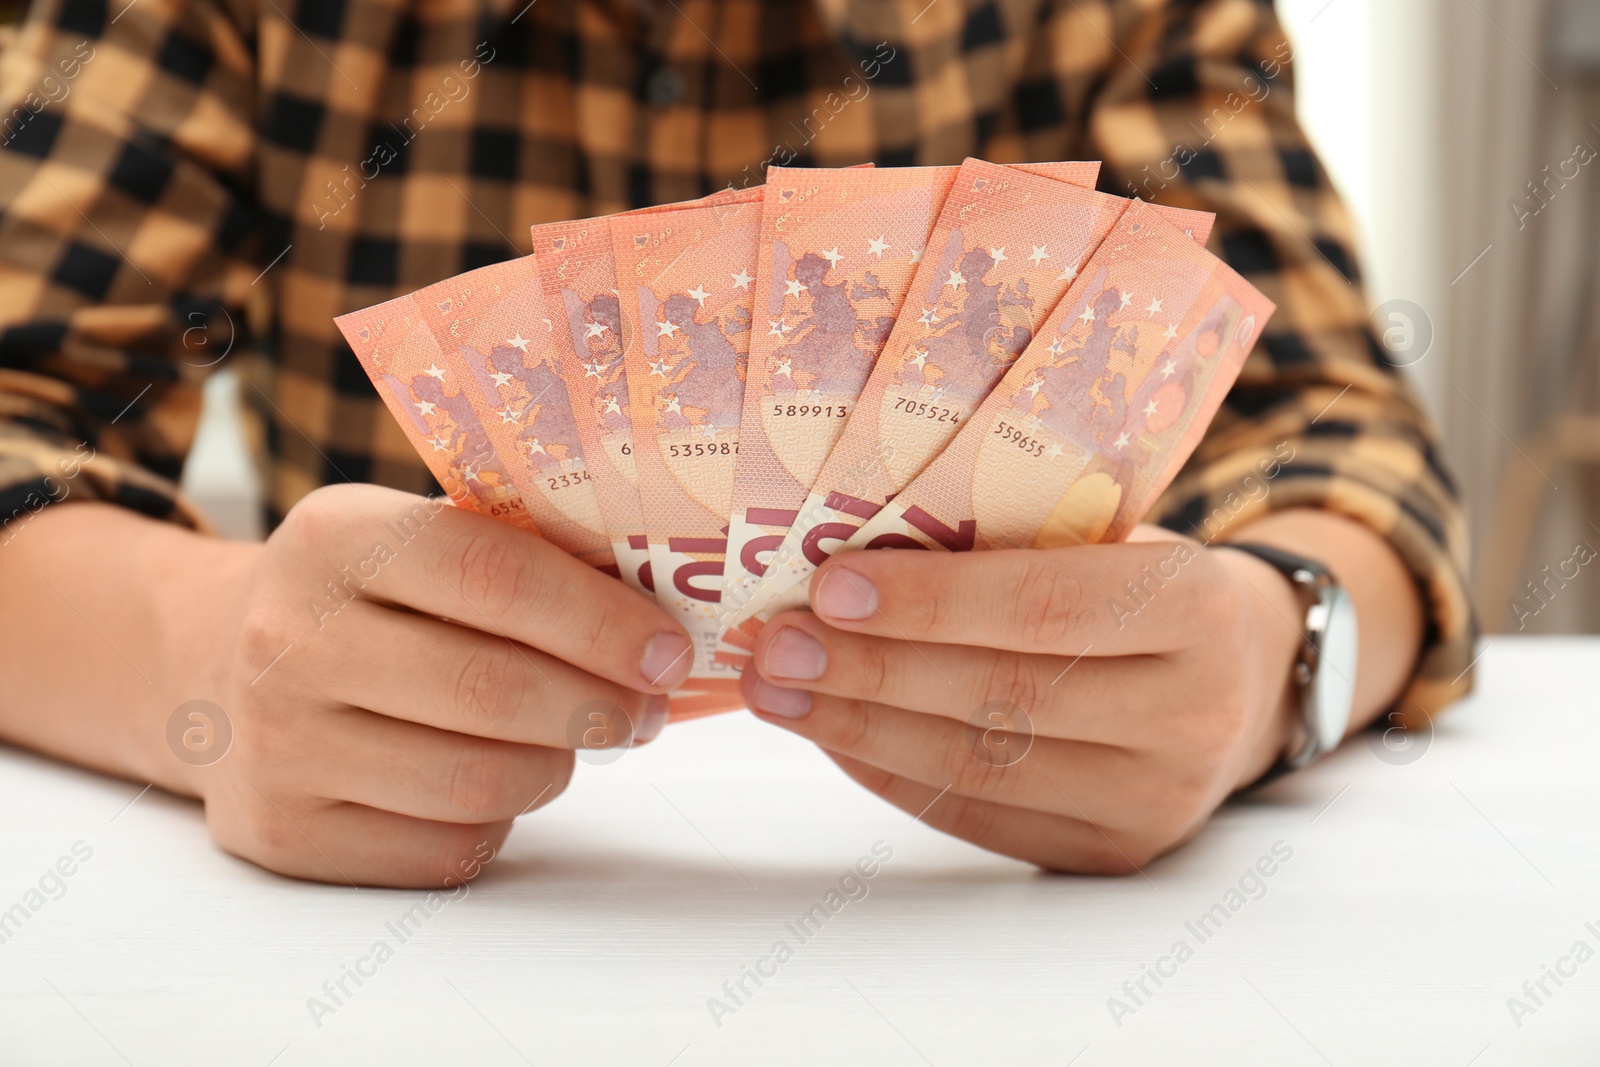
[993,421,1047,457]
[893,397,962,423]
[547,470,593,491]
[667,442,738,457]
[771,404,849,418]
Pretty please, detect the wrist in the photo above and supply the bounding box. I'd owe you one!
[3,502,259,799]
[139,520,259,798]
[1212,545,1304,790]
[145,525,258,702]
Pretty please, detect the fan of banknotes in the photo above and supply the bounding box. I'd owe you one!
[336,157,1276,718]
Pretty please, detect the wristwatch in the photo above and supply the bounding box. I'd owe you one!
[1227,543,1359,777]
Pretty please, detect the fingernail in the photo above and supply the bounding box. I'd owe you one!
[764,626,827,680]
[640,631,693,689]
[815,567,878,621]
[752,677,812,719]
[635,694,670,743]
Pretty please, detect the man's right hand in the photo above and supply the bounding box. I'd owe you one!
[0,486,694,888]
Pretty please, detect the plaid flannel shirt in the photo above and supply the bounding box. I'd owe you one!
[0,0,1476,719]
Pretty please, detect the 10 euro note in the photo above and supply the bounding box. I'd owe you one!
[533,217,656,592]
[610,189,763,705]
[719,161,1102,636]
[337,291,546,536]
[839,200,1275,557]
[730,159,1214,628]
[407,255,617,572]
[533,187,770,595]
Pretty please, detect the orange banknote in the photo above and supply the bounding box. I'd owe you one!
[532,188,772,595]
[533,217,655,592]
[730,159,1214,628]
[836,201,1275,554]
[610,188,764,701]
[719,161,1102,630]
[407,255,616,571]
[336,279,596,551]
[337,159,1259,726]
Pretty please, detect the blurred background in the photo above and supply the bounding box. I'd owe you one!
[6,0,1598,635]
[1272,0,1600,636]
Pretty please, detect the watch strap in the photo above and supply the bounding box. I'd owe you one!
[1225,542,1339,784]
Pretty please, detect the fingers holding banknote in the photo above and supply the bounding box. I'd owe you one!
[742,526,1306,873]
[200,483,694,887]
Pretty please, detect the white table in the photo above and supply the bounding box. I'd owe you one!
[1,636,1597,1065]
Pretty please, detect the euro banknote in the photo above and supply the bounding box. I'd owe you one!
[609,188,764,698]
[531,186,772,594]
[335,265,615,570]
[727,158,1215,631]
[719,161,1102,630]
[338,159,1275,728]
[837,200,1275,556]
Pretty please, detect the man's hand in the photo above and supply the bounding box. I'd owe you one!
[0,487,694,888]
[740,515,1418,874]
[198,484,697,886]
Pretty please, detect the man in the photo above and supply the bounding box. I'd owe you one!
[0,0,1474,886]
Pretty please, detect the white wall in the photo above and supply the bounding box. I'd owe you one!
[1277,0,1374,261]
[1278,0,1451,411]
[180,368,261,541]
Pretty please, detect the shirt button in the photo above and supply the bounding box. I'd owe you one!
[644,66,685,107]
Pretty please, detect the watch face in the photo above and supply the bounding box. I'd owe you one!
[1314,587,1359,752]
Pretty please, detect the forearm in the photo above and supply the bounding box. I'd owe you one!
[1221,507,1425,740]
[0,503,254,797]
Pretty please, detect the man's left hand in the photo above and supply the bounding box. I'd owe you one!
[739,527,1306,874]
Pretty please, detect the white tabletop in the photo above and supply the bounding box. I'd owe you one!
[2,635,1597,1065]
